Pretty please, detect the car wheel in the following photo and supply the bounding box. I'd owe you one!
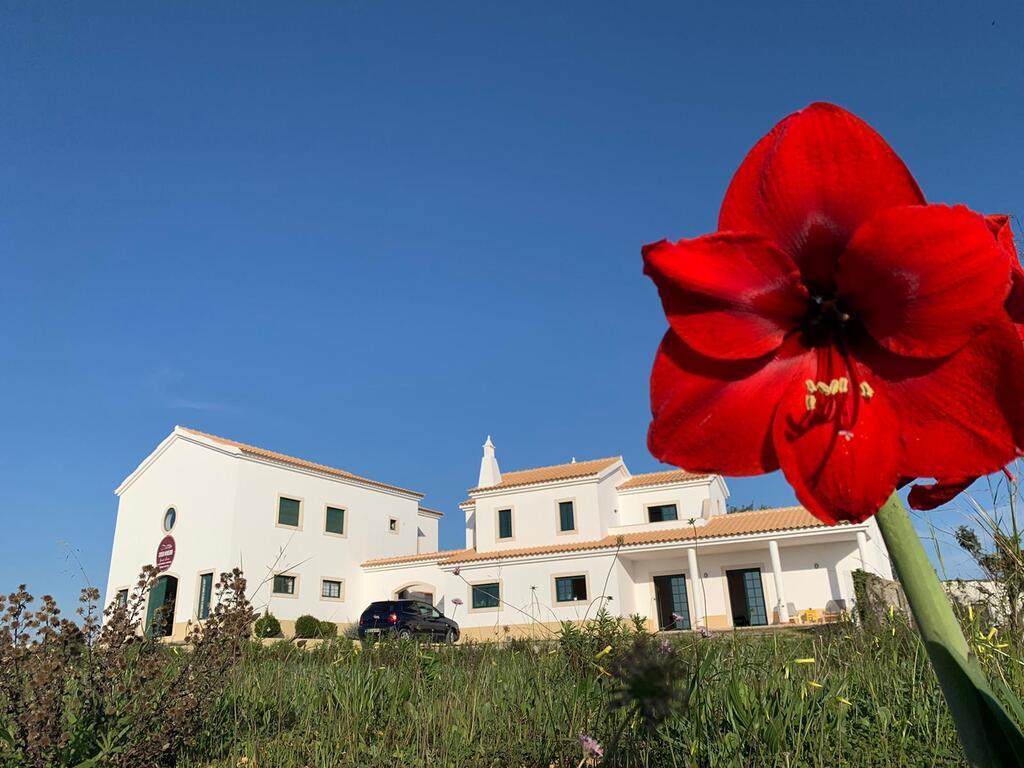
[445,629,458,645]
[398,628,412,640]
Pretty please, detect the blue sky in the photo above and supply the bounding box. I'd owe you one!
[2,2,1022,609]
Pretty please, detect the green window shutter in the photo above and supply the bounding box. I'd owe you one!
[472,583,500,609]
[198,573,213,620]
[556,576,588,603]
[278,497,301,527]
[145,577,168,637]
[322,580,342,598]
[326,506,345,534]
[273,575,295,595]
[648,504,679,523]
[558,501,575,531]
[498,509,513,539]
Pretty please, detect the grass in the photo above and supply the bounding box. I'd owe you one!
[176,614,1022,768]
[6,575,1022,767]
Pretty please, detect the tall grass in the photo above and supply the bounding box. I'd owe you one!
[180,614,1020,767]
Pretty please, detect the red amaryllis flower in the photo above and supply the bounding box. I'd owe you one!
[644,102,1024,524]
[906,214,1024,510]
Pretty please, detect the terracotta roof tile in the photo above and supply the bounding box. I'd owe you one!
[179,427,423,498]
[417,506,445,517]
[469,456,621,494]
[362,549,468,567]
[439,507,829,564]
[617,469,710,490]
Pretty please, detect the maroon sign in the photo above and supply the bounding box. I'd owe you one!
[156,535,176,572]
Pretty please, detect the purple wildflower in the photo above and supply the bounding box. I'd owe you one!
[578,734,604,760]
[659,638,672,655]
[451,597,463,606]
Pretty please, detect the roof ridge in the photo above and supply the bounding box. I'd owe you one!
[500,455,622,476]
[722,505,804,517]
[178,426,423,498]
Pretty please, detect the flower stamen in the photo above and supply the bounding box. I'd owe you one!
[805,394,817,411]
[859,382,875,401]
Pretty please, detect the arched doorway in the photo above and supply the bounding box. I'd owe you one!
[394,582,435,604]
[145,575,178,637]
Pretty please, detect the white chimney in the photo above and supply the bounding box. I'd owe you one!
[478,435,502,488]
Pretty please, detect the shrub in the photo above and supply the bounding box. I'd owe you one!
[254,612,281,638]
[318,620,337,638]
[0,566,256,767]
[294,614,320,639]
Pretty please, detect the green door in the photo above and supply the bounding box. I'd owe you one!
[145,575,178,637]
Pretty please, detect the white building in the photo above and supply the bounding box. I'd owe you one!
[105,427,892,641]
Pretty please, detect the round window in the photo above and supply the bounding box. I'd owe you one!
[162,507,177,532]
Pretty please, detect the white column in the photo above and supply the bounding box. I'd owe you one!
[856,530,869,572]
[768,539,789,624]
[686,547,705,628]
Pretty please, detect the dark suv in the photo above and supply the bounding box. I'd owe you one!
[357,599,460,643]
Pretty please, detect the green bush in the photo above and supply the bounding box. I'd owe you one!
[294,614,320,639]
[253,612,281,638]
[317,620,337,638]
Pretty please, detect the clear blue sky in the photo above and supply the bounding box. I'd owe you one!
[2,2,1022,609]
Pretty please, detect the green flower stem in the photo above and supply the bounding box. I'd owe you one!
[875,492,1024,766]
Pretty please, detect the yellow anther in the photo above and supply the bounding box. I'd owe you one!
[805,394,817,411]
[828,379,840,395]
[860,382,875,401]
[805,379,817,394]
[838,377,849,393]
[816,381,831,395]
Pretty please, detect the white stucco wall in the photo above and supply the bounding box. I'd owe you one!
[105,434,240,623]
[472,477,607,552]
[615,478,727,529]
[416,512,439,553]
[228,453,421,624]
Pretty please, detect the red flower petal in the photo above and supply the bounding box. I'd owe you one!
[772,363,900,524]
[719,102,924,294]
[855,318,1024,479]
[988,214,1024,338]
[907,477,976,510]
[642,234,807,360]
[649,332,811,476]
[838,205,1010,358]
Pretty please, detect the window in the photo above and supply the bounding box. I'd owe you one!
[278,497,301,528]
[555,575,588,603]
[115,589,128,609]
[197,572,213,620]
[325,506,346,535]
[272,574,296,595]
[471,582,500,610]
[558,500,575,533]
[388,517,399,533]
[321,579,344,600]
[647,503,679,523]
[497,508,513,539]
[162,507,177,532]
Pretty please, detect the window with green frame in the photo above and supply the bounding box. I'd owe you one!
[647,503,679,523]
[555,575,588,603]
[471,582,500,609]
[197,572,213,619]
[497,508,513,539]
[325,506,345,535]
[272,574,296,595]
[278,497,301,527]
[558,500,575,532]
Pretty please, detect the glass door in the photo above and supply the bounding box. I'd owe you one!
[654,574,691,630]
